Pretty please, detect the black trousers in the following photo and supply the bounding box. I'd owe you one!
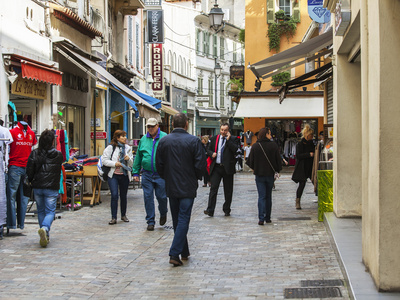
[207,165,234,214]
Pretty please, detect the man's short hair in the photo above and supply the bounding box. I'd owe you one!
[220,122,230,129]
[173,113,188,128]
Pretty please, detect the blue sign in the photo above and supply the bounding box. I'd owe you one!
[308,0,331,23]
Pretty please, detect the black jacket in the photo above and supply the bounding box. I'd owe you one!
[246,139,282,176]
[26,148,63,190]
[291,138,315,183]
[156,128,206,198]
[207,135,238,175]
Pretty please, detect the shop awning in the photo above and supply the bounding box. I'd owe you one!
[161,104,179,116]
[55,45,160,119]
[278,62,333,103]
[20,60,63,86]
[249,28,333,79]
[197,107,221,118]
[133,90,161,109]
[234,96,324,118]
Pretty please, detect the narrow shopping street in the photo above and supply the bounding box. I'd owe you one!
[0,171,348,299]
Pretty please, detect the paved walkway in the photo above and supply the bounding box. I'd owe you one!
[0,171,349,299]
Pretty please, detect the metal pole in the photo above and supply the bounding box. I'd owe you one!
[93,89,97,156]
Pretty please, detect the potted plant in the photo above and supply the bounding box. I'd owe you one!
[275,10,286,22]
[271,71,291,91]
[228,78,244,94]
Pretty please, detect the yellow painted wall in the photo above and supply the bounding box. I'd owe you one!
[244,0,313,92]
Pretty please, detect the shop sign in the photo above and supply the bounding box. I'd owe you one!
[307,0,331,24]
[91,118,101,127]
[196,96,210,102]
[11,74,47,100]
[151,43,163,97]
[147,10,164,44]
[187,98,195,110]
[230,65,244,80]
[90,131,107,139]
[335,0,351,36]
[145,0,161,6]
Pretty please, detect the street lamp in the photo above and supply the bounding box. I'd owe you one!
[214,60,222,109]
[209,1,225,32]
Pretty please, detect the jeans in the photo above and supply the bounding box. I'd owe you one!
[255,175,275,222]
[108,174,129,219]
[169,197,194,258]
[6,165,29,229]
[34,189,58,234]
[141,172,168,225]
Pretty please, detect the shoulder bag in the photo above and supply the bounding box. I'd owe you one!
[257,142,280,180]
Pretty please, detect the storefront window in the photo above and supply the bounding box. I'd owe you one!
[57,104,85,156]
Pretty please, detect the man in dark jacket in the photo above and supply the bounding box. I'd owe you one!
[204,123,238,217]
[156,113,206,267]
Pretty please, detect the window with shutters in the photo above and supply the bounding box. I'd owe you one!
[198,77,203,106]
[220,37,225,60]
[279,0,291,16]
[135,21,140,70]
[196,29,202,54]
[220,82,225,108]
[203,32,210,56]
[213,35,218,58]
[128,17,133,66]
[209,78,214,106]
[267,0,301,23]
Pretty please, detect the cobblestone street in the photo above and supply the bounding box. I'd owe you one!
[0,171,349,299]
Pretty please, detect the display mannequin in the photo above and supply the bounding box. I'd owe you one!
[6,121,37,231]
[244,130,253,145]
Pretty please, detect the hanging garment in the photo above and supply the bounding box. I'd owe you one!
[0,149,6,225]
[0,125,13,172]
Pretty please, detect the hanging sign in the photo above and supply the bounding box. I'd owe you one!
[147,10,164,44]
[151,43,164,97]
[308,0,331,24]
[11,74,47,100]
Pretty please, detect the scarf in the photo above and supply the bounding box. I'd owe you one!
[118,142,132,175]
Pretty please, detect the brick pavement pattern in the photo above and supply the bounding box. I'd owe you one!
[0,172,349,299]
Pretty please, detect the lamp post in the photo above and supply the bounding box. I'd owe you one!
[214,59,222,109]
[209,1,225,32]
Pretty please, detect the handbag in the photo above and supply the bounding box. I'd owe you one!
[257,142,280,180]
[22,175,32,198]
[98,145,116,182]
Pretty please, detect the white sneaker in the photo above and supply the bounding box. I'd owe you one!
[38,228,48,248]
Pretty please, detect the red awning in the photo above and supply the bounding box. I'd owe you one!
[21,60,63,86]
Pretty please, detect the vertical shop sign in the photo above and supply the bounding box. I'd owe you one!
[152,43,163,97]
[147,10,164,44]
[307,0,331,24]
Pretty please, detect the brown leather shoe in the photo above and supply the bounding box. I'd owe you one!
[181,255,190,261]
[147,224,155,231]
[169,256,183,266]
[109,218,117,225]
[121,216,129,222]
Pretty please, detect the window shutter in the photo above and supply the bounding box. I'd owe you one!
[292,0,300,22]
[213,35,218,57]
[196,29,201,54]
[267,0,276,24]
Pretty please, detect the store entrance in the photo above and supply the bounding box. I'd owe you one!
[266,119,318,166]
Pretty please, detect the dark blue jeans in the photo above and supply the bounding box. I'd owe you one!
[6,165,29,229]
[169,197,194,258]
[34,189,58,235]
[255,175,274,222]
[141,172,168,225]
[108,174,129,219]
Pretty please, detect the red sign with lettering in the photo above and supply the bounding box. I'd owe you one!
[152,43,163,95]
[90,132,107,139]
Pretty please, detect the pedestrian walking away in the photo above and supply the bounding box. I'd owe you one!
[204,123,239,217]
[102,130,133,225]
[201,135,211,187]
[291,124,315,209]
[26,129,63,247]
[156,113,206,267]
[132,118,168,231]
[246,127,282,225]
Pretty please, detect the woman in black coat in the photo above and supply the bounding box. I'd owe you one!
[246,127,282,225]
[26,129,63,247]
[291,124,315,209]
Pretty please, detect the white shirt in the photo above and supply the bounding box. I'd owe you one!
[216,136,226,164]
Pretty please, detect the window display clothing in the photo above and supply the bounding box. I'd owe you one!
[0,126,13,227]
[244,131,253,145]
[7,122,37,230]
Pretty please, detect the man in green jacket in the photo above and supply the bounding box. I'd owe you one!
[133,118,168,231]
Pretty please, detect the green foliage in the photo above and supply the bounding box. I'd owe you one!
[228,78,244,94]
[239,29,245,44]
[271,71,291,86]
[267,12,298,53]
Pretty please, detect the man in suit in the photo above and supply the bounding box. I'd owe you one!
[204,123,239,217]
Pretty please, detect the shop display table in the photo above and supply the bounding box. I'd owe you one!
[65,170,84,211]
[81,166,101,207]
